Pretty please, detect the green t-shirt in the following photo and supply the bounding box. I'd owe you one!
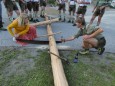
[96,0,107,7]
[74,24,104,40]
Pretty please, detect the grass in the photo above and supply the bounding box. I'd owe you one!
[0,47,115,86]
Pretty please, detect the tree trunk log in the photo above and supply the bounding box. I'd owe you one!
[46,16,68,86]
[30,18,59,26]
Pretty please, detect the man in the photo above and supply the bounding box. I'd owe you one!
[0,0,6,30]
[26,0,33,21]
[57,0,67,22]
[73,0,91,26]
[3,0,20,22]
[18,0,28,13]
[68,0,76,23]
[32,0,40,22]
[62,17,106,55]
[89,0,109,26]
[40,0,47,18]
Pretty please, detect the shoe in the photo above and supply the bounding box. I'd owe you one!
[36,19,39,22]
[0,27,7,31]
[73,23,76,26]
[71,21,74,23]
[79,49,89,55]
[40,15,43,18]
[33,20,37,23]
[42,15,45,18]
[59,17,61,21]
[13,18,15,20]
[68,20,71,23]
[30,18,33,22]
[98,47,105,55]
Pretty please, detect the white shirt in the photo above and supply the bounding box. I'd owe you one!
[32,0,39,2]
[69,0,75,5]
[77,0,91,6]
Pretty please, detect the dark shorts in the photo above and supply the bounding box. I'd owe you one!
[69,5,76,12]
[40,1,46,7]
[19,1,27,12]
[77,6,87,15]
[97,37,106,48]
[27,1,33,11]
[93,7,105,17]
[32,2,39,11]
[4,2,18,12]
[58,3,66,11]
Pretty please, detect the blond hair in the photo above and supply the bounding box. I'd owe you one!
[17,13,29,26]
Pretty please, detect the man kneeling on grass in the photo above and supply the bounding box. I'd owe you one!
[61,17,106,55]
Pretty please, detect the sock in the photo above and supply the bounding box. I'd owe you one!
[42,10,45,16]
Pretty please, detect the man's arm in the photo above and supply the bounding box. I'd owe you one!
[89,28,103,38]
[83,27,103,40]
[61,36,75,42]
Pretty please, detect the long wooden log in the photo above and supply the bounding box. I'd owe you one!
[30,18,59,26]
[46,16,68,86]
[38,31,62,38]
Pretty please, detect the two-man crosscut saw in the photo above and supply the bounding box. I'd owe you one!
[16,39,62,44]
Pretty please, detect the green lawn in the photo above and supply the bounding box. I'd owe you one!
[0,47,115,86]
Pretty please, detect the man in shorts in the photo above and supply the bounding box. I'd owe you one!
[26,0,33,21]
[62,17,106,55]
[89,0,109,26]
[68,0,76,23]
[57,0,67,22]
[32,0,40,22]
[3,0,20,22]
[18,0,28,13]
[73,0,91,26]
[40,0,47,18]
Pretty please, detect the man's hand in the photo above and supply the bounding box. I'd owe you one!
[61,38,66,42]
[13,37,16,41]
[83,35,91,40]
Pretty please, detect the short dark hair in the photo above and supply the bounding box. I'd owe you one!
[76,17,86,25]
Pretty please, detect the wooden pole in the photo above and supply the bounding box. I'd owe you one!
[30,18,59,26]
[38,31,62,38]
[46,16,68,86]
